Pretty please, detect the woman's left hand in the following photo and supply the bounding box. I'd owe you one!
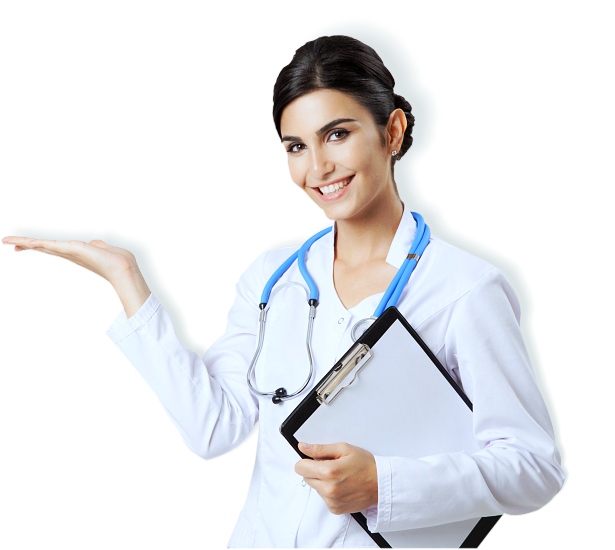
[295,442,378,515]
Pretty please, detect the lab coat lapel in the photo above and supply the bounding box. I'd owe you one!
[385,202,418,269]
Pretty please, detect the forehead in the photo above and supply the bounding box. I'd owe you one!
[280,89,370,136]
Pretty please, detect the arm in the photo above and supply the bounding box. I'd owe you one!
[366,268,565,532]
[105,251,267,460]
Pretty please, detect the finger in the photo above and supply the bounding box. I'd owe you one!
[295,458,314,476]
[5,237,91,268]
[15,238,90,258]
[5,238,56,253]
[302,476,329,494]
[18,242,77,260]
[295,458,320,479]
[298,441,350,459]
[3,237,57,250]
[3,237,38,248]
[301,476,318,493]
[303,477,348,504]
[297,458,333,481]
[5,237,88,255]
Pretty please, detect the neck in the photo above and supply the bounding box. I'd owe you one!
[334,191,404,268]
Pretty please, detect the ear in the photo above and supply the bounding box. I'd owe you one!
[386,108,408,154]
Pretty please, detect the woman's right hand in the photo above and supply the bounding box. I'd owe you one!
[2,236,137,286]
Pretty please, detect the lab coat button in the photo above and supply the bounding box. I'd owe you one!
[338,318,344,324]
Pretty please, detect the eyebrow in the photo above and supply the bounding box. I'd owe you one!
[280,118,358,143]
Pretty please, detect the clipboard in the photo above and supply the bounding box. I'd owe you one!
[279,306,501,548]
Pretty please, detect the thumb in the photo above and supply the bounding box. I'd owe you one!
[89,239,110,248]
[298,441,350,459]
[88,239,135,259]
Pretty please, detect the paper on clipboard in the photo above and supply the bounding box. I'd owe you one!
[295,319,480,458]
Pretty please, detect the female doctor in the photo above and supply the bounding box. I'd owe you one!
[2,35,564,548]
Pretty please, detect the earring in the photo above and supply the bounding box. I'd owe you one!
[391,150,398,156]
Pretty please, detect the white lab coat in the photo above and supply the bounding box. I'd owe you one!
[106,204,565,548]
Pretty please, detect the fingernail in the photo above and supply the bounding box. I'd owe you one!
[300,442,311,449]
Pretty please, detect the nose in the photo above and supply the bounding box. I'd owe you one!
[308,144,334,180]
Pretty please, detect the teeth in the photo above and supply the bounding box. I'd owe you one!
[321,177,352,195]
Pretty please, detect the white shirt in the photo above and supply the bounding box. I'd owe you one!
[105,205,565,548]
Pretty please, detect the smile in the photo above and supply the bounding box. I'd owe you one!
[316,175,354,199]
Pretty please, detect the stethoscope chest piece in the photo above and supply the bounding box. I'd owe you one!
[351,316,377,342]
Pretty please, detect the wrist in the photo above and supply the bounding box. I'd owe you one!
[111,265,151,319]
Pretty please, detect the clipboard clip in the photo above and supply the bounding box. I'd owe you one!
[316,343,372,405]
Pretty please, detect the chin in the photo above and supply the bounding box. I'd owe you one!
[320,203,358,223]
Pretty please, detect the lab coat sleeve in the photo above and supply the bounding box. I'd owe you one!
[365,267,565,533]
[105,251,266,460]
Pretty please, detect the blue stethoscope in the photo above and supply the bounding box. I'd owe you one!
[247,211,431,404]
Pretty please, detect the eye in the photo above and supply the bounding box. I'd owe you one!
[286,130,350,155]
[331,130,350,141]
[286,143,303,155]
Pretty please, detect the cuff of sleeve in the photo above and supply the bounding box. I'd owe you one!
[105,292,159,344]
[365,455,392,533]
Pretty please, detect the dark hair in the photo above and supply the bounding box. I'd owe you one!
[272,35,415,179]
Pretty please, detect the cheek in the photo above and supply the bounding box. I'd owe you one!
[337,136,377,173]
[336,148,360,169]
[286,163,307,187]
[288,159,307,188]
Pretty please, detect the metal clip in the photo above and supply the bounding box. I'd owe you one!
[406,253,420,261]
[316,343,372,405]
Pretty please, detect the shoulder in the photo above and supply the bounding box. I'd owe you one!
[236,244,302,294]
[415,234,518,320]
[239,228,332,284]
[402,234,525,356]
[259,224,334,274]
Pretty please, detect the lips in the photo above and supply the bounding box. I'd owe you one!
[315,175,355,202]
[316,174,355,197]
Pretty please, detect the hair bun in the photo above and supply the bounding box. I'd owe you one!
[273,35,416,175]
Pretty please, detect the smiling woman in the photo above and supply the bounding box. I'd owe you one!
[224,35,565,548]
[2,34,565,549]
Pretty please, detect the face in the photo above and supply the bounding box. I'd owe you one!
[280,89,405,221]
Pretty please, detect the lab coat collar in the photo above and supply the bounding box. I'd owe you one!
[329,201,417,270]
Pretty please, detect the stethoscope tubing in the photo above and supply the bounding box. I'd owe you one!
[249,212,429,403]
[260,227,333,305]
[373,211,427,317]
[246,297,317,401]
[250,227,331,402]
[385,217,431,312]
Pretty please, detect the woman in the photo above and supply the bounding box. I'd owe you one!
[2,35,564,548]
